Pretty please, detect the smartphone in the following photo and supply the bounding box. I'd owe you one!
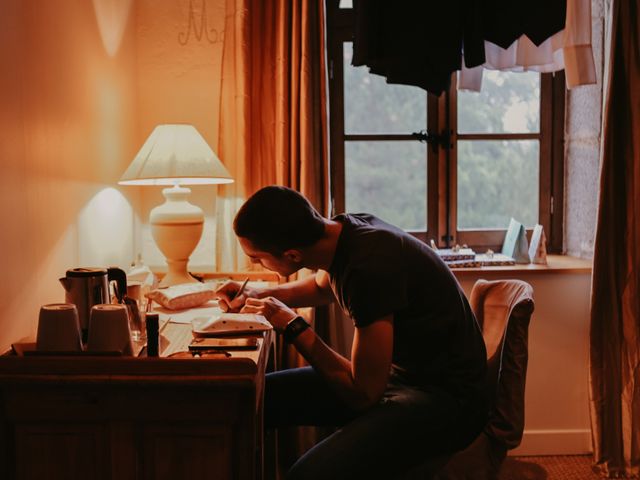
[188,337,260,351]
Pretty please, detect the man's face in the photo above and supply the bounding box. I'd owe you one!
[238,237,301,277]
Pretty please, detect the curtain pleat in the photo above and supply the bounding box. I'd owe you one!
[589,0,640,478]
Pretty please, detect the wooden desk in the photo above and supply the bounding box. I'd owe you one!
[0,327,274,480]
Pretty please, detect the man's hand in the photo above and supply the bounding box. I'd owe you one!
[215,280,261,312]
[241,297,297,333]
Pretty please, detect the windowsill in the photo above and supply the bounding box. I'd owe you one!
[451,254,592,276]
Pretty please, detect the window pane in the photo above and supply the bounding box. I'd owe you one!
[344,43,427,134]
[339,0,352,7]
[457,140,539,229]
[345,141,427,230]
[458,71,540,134]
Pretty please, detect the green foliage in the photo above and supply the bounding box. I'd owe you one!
[457,141,538,229]
[345,142,427,230]
[343,42,541,231]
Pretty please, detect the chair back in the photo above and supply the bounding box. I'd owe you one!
[470,279,534,449]
[429,279,535,480]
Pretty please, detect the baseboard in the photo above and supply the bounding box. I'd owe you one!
[510,429,593,456]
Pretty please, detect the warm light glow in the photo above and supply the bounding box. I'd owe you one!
[92,0,133,57]
[78,187,134,266]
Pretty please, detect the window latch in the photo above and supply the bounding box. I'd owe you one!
[411,130,451,152]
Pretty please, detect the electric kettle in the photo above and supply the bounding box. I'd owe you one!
[59,267,127,342]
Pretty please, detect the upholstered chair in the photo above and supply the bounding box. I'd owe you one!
[404,279,535,479]
[434,279,535,479]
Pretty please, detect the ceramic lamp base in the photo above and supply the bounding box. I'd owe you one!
[150,185,204,287]
[159,259,199,287]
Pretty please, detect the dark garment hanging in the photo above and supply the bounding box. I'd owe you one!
[351,0,566,95]
[483,0,567,48]
[352,0,485,96]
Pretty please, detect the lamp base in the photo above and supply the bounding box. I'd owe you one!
[159,260,199,288]
[150,185,204,288]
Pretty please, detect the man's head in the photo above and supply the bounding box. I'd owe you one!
[233,186,326,275]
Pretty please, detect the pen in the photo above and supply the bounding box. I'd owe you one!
[231,277,250,301]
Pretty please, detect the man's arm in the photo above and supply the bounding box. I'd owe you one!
[218,270,334,311]
[294,315,394,410]
[241,295,393,411]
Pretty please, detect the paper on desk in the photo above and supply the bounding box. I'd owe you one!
[155,300,223,324]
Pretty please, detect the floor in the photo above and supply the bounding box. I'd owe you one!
[500,455,602,480]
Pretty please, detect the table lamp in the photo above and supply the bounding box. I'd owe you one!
[119,124,233,286]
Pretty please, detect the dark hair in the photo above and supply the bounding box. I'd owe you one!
[233,186,326,255]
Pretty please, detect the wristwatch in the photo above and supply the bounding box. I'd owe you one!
[283,316,311,343]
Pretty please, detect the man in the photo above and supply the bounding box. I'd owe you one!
[216,185,488,479]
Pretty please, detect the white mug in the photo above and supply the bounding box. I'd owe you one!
[87,304,133,355]
[36,303,83,352]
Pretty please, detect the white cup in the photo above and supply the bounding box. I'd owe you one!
[87,304,133,355]
[36,303,83,352]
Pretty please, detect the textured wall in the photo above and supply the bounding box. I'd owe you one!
[564,0,605,259]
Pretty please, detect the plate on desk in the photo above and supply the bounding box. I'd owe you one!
[191,313,272,337]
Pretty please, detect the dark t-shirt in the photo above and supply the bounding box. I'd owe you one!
[328,213,487,401]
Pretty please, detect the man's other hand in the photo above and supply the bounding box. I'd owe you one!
[241,297,297,333]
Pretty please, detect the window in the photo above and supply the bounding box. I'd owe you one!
[343,42,428,231]
[326,2,565,252]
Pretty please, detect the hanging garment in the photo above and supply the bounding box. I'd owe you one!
[482,0,566,49]
[352,0,485,95]
[459,0,596,91]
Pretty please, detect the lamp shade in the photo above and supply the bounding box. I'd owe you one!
[118,124,233,185]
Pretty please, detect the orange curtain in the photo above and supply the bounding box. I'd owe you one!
[589,0,640,477]
[216,0,329,271]
[217,0,329,342]
[247,0,329,213]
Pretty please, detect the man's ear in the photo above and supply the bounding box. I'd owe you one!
[283,249,303,263]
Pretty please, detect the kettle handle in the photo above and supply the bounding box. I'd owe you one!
[107,267,127,304]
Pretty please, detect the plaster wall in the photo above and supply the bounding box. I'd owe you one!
[0,0,139,352]
[458,272,593,455]
[564,0,605,259]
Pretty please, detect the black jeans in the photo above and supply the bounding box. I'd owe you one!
[265,367,488,480]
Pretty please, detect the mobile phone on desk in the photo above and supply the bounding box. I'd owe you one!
[188,337,260,351]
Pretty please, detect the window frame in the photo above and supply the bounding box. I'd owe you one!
[326,1,565,253]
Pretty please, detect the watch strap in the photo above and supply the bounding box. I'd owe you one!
[283,316,310,343]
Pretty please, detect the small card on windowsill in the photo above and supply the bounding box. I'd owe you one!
[528,224,548,265]
[502,218,530,264]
